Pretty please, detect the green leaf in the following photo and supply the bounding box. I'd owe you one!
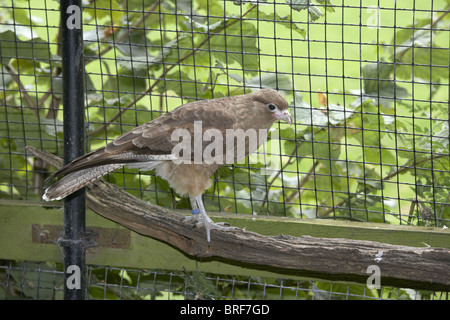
[209,22,260,72]
[417,121,449,154]
[327,104,355,125]
[297,127,342,161]
[158,33,199,67]
[41,118,64,137]
[0,29,51,65]
[164,0,196,15]
[362,62,393,94]
[182,15,226,33]
[0,105,59,154]
[391,19,449,81]
[247,8,306,38]
[362,62,409,108]
[396,46,449,81]
[117,54,157,73]
[230,172,248,191]
[246,72,294,93]
[308,4,323,21]
[232,0,268,5]
[84,0,123,25]
[0,24,37,39]
[114,30,159,73]
[116,30,150,57]
[286,0,323,21]
[0,67,12,89]
[287,0,309,10]
[293,93,328,127]
[155,34,188,65]
[146,176,174,207]
[156,70,212,99]
[315,0,335,12]
[392,19,433,50]
[214,59,244,83]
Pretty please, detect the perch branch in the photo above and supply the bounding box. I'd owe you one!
[25,146,450,291]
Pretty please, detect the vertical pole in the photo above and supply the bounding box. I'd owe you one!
[60,1,86,300]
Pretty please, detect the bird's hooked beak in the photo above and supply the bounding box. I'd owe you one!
[274,109,292,125]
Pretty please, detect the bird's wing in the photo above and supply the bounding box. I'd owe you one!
[49,98,238,179]
[105,98,238,161]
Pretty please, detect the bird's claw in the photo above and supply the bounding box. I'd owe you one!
[183,213,238,243]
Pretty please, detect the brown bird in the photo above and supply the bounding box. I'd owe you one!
[43,88,292,242]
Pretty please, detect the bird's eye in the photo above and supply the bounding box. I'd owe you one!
[267,103,277,111]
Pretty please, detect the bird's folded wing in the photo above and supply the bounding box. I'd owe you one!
[105,98,237,160]
[49,98,238,180]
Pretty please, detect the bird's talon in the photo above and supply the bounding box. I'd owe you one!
[215,222,231,227]
[183,215,195,223]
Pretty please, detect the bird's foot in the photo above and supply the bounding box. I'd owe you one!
[184,209,238,243]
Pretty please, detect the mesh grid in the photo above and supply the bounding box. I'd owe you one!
[1,0,449,224]
[1,261,447,300]
[0,0,449,300]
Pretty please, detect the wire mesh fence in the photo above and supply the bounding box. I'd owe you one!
[0,0,449,300]
[1,260,447,300]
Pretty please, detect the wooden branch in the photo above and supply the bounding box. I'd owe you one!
[25,146,450,291]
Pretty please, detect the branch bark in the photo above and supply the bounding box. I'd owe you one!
[26,146,450,291]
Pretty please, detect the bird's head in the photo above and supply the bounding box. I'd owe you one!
[251,88,292,125]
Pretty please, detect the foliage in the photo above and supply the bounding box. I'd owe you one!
[1,0,448,226]
[0,0,449,300]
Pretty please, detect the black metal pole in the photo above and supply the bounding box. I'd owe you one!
[60,1,86,300]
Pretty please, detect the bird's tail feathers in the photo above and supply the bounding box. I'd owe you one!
[125,160,163,172]
[43,163,123,201]
[44,148,113,186]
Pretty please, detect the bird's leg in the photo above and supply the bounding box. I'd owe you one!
[189,196,199,213]
[184,197,203,226]
[184,196,238,242]
[194,195,238,243]
[194,195,212,242]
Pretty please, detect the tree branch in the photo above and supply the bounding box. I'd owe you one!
[5,64,39,117]
[26,146,450,291]
[262,127,327,208]
[285,160,320,203]
[85,1,161,67]
[322,154,447,217]
[396,10,449,60]
[88,4,258,137]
